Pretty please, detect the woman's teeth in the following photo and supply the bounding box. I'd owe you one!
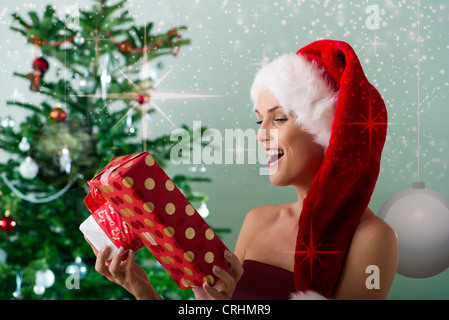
[266,149,285,167]
[266,149,285,157]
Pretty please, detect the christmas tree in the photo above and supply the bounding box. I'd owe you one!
[0,0,219,300]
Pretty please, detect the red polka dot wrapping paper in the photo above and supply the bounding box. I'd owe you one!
[85,152,230,289]
[84,187,144,253]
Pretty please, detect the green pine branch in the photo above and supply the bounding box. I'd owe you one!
[0,0,214,301]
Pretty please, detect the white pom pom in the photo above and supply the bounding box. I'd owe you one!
[289,290,330,300]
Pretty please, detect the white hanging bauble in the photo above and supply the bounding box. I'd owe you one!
[66,256,88,279]
[59,147,72,174]
[198,202,210,218]
[378,182,449,278]
[19,156,39,179]
[18,137,30,152]
[75,256,88,279]
[125,111,136,134]
[100,55,111,101]
[33,285,45,295]
[1,116,15,129]
[35,269,55,288]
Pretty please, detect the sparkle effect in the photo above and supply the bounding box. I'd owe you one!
[250,48,269,67]
[105,64,221,149]
[366,32,386,55]
[71,62,222,147]
[70,17,222,151]
[345,99,389,151]
[295,224,344,283]
[72,17,222,150]
[295,225,344,282]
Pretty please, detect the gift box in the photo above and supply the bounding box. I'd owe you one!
[81,186,143,260]
[81,152,230,289]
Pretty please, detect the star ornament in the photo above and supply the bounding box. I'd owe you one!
[71,19,222,151]
[71,63,222,150]
[295,225,344,283]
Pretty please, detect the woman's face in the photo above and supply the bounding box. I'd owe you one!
[255,90,324,187]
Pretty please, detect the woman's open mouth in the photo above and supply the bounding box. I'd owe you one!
[266,149,285,168]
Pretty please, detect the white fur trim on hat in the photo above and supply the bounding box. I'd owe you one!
[289,290,331,300]
[251,53,339,149]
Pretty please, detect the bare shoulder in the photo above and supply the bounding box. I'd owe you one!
[349,207,399,274]
[244,204,282,225]
[353,208,398,248]
[238,204,284,242]
[334,208,399,299]
[233,204,287,263]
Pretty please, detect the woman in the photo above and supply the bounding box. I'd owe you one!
[88,40,398,300]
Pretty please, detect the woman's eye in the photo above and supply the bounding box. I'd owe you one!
[275,118,288,123]
[257,118,287,125]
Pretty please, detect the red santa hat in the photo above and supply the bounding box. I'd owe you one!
[251,39,388,298]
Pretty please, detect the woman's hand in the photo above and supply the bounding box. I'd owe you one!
[192,250,243,300]
[86,238,162,300]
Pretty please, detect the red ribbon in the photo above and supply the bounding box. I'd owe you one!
[84,187,143,252]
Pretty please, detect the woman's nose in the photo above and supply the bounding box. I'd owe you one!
[257,122,269,143]
[257,126,278,146]
[257,128,267,143]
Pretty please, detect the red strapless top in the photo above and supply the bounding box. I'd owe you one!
[231,260,296,300]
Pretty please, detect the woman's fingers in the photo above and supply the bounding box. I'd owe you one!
[200,251,244,300]
[224,250,244,281]
[125,250,135,274]
[202,281,225,300]
[109,246,125,280]
[93,245,242,300]
[212,265,234,290]
[95,245,112,278]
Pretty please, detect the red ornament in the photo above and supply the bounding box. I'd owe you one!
[118,40,134,54]
[25,57,49,92]
[138,95,149,104]
[33,57,49,73]
[50,107,67,122]
[0,216,16,233]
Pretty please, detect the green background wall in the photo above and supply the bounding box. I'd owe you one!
[1,0,448,299]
